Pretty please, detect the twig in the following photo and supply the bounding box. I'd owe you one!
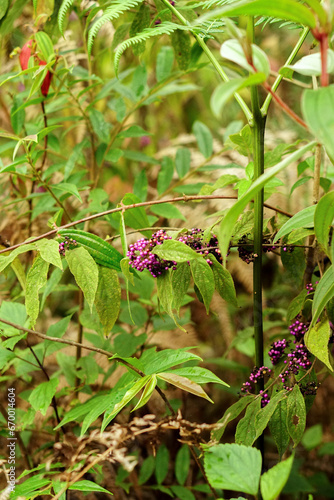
[0,318,175,416]
[0,195,292,255]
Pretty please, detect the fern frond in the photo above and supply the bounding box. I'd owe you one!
[114,22,189,76]
[58,0,75,36]
[195,0,235,9]
[87,0,144,56]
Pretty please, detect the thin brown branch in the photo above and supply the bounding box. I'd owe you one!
[0,195,292,255]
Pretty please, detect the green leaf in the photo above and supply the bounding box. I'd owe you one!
[143,347,202,375]
[269,398,290,459]
[28,378,59,416]
[0,243,37,272]
[121,193,150,234]
[89,108,111,143]
[235,397,262,446]
[287,227,314,244]
[253,391,287,444]
[35,238,62,269]
[190,259,215,313]
[274,205,316,242]
[0,0,9,21]
[196,0,317,29]
[280,245,306,287]
[286,384,306,447]
[26,255,50,327]
[175,445,190,485]
[199,174,240,196]
[133,170,148,201]
[105,375,151,422]
[175,147,191,179]
[169,366,229,387]
[35,31,55,61]
[204,443,262,495]
[158,372,214,403]
[132,374,157,411]
[171,262,191,314]
[210,255,238,306]
[170,30,191,70]
[260,454,294,500]
[192,120,213,158]
[220,40,270,76]
[68,480,113,495]
[66,247,99,312]
[129,4,151,56]
[211,395,254,442]
[155,444,170,484]
[170,486,196,500]
[314,191,334,255]
[301,424,323,450]
[156,46,174,82]
[286,289,308,322]
[285,50,334,76]
[9,475,51,500]
[305,317,333,371]
[139,455,155,485]
[119,125,150,138]
[157,156,174,195]
[150,203,186,221]
[218,141,316,264]
[210,73,266,118]
[95,267,121,336]
[153,239,201,263]
[52,182,82,203]
[311,265,334,327]
[302,86,334,162]
[11,95,25,135]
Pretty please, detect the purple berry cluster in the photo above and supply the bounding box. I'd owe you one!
[300,381,318,396]
[237,236,277,264]
[58,237,77,256]
[127,229,175,278]
[279,343,312,390]
[240,366,272,406]
[305,281,318,294]
[268,339,291,365]
[289,316,309,343]
[127,228,221,278]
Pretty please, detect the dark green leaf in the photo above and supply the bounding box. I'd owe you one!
[311,265,334,327]
[139,455,155,485]
[171,30,191,70]
[269,398,290,459]
[171,262,191,314]
[26,255,50,327]
[155,444,170,484]
[175,445,190,485]
[314,191,334,255]
[211,255,238,306]
[286,289,308,322]
[68,480,112,494]
[286,384,306,447]
[235,397,262,446]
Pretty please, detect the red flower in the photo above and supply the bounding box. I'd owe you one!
[19,40,53,97]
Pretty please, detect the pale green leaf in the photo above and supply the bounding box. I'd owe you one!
[35,238,62,269]
[260,454,294,500]
[204,443,262,495]
[314,191,334,255]
[153,239,201,263]
[192,121,213,158]
[285,50,334,76]
[274,205,316,242]
[0,243,37,273]
[26,255,50,327]
[220,40,270,76]
[302,86,334,162]
[158,372,214,403]
[305,318,333,371]
[68,480,113,495]
[66,247,99,311]
[311,265,334,327]
[132,374,157,411]
[168,366,229,387]
[95,267,121,335]
[286,384,306,447]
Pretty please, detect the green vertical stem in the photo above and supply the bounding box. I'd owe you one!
[249,18,266,472]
